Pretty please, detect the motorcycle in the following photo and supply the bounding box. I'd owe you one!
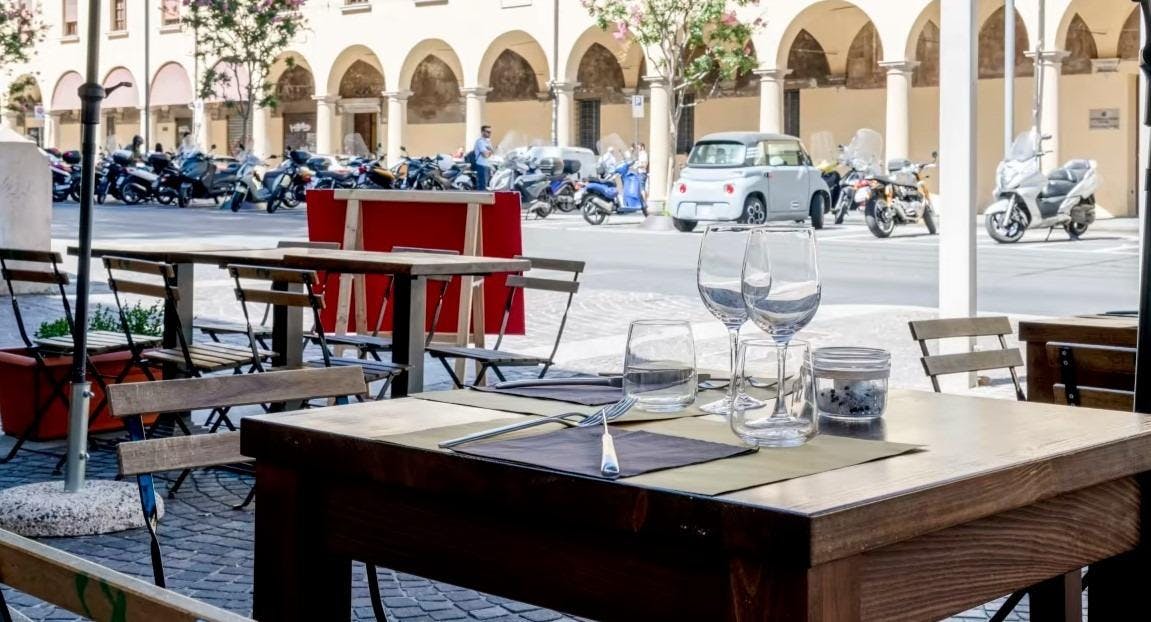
[62,150,83,201]
[578,159,648,226]
[355,158,397,189]
[48,151,72,202]
[310,155,358,190]
[280,149,314,206]
[984,130,1099,244]
[223,152,292,213]
[174,147,238,208]
[118,159,161,205]
[835,129,885,224]
[147,151,184,205]
[95,150,135,204]
[858,155,938,239]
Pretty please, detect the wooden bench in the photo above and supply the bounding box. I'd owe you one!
[0,527,251,622]
[1047,342,1136,411]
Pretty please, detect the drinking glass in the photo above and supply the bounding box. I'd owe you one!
[623,320,697,412]
[730,339,817,447]
[741,226,821,418]
[696,224,762,415]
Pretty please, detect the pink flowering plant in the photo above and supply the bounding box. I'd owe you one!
[183,0,307,148]
[0,1,45,67]
[582,0,760,206]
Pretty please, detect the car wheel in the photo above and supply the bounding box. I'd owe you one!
[809,194,826,230]
[739,196,767,225]
[672,218,697,233]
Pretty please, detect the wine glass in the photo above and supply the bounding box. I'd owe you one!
[741,226,821,420]
[696,224,762,415]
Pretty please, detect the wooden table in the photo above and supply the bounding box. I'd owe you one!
[73,244,529,396]
[1019,315,1137,403]
[243,390,1151,621]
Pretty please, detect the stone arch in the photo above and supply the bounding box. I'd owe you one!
[275,65,315,114]
[101,67,139,108]
[338,60,385,99]
[846,22,884,89]
[150,62,193,107]
[912,21,940,87]
[786,30,832,88]
[487,50,541,102]
[776,0,880,78]
[978,7,1033,79]
[478,30,549,94]
[1062,15,1097,75]
[1118,7,1140,60]
[408,55,464,124]
[51,71,83,111]
[575,43,627,103]
[398,39,464,92]
[564,26,643,89]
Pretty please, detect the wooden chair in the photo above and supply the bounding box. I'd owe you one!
[0,249,160,464]
[0,527,251,622]
[194,240,340,347]
[427,256,584,387]
[322,245,458,358]
[908,316,1026,401]
[1048,342,1136,411]
[227,264,405,399]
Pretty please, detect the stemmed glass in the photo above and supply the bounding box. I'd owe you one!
[696,224,761,415]
[741,226,821,419]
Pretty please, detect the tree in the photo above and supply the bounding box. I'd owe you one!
[581,0,760,206]
[0,1,45,66]
[183,0,308,151]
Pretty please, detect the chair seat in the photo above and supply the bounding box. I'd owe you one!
[35,330,160,355]
[426,345,548,366]
[145,342,272,372]
[306,357,406,382]
[194,319,272,338]
[321,333,394,351]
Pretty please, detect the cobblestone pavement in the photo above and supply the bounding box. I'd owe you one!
[0,206,1088,621]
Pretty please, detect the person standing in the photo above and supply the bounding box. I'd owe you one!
[473,125,494,190]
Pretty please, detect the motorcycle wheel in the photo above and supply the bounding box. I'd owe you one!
[53,189,68,202]
[177,188,190,209]
[96,188,107,205]
[266,196,280,214]
[122,184,145,205]
[228,187,245,213]
[555,187,577,212]
[1065,221,1089,240]
[581,201,606,226]
[834,192,852,225]
[281,189,300,208]
[985,207,1028,244]
[923,206,938,235]
[865,199,897,238]
[156,189,175,205]
[69,186,81,202]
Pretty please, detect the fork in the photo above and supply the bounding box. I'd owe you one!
[438,397,637,449]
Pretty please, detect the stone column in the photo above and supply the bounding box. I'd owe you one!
[314,95,340,154]
[549,81,577,146]
[880,60,918,163]
[384,90,411,166]
[251,105,270,158]
[461,87,489,149]
[194,101,211,151]
[755,69,789,134]
[139,106,151,149]
[1028,50,1069,173]
[44,112,60,149]
[645,75,671,208]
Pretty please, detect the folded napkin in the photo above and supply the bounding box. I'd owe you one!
[452,425,754,479]
[474,384,623,406]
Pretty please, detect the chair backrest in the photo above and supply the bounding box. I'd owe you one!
[908,316,1025,400]
[103,255,186,358]
[241,241,341,327]
[1047,342,1135,411]
[493,256,585,364]
[0,528,252,622]
[227,264,328,368]
[0,249,71,349]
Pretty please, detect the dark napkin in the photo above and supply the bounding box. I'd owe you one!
[474,384,623,406]
[452,425,754,479]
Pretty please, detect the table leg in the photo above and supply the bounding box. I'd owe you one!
[164,262,195,376]
[1028,571,1082,622]
[1025,340,1055,404]
[271,280,304,369]
[728,555,860,621]
[391,274,427,397]
[253,463,351,622]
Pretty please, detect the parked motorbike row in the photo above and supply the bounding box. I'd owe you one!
[490,148,648,225]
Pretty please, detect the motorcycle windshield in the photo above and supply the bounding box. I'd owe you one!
[1008,130,1039,162]
[844,129,883,174]
[807,131,837,166]
[343,133,372,157]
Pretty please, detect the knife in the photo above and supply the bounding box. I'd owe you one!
[492,377,623,390]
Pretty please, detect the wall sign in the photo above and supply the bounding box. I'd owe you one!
[1089,108,1120,130]
[631,95,644,119]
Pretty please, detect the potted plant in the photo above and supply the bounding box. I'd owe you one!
[0,302,164,440]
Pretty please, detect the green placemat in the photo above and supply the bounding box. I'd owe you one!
[377,415,920,497]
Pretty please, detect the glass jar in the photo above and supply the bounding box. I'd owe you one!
[812,347,890,421]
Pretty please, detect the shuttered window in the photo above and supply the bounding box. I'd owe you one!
[111,0,126,31]
[676,94,695,154]
[63,0,78,36]
[577,99,600,153]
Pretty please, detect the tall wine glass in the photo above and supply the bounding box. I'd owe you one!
[697,224,761,415]
[741,226,821,418]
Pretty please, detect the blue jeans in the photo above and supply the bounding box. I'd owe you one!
[475,165,490,190]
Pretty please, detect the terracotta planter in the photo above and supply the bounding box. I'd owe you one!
[0,347,158,441]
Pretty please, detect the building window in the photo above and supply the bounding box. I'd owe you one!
[345,0,368,4]
[578,99,601,153]
[676,94,694,154]
[161,0,180,25]
[111,0,126,31]
[63,0,78,36]
[784,90,800,137]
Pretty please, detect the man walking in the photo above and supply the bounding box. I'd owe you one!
[473,125,494,190]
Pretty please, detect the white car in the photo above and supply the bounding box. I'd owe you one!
[669,132,830,232]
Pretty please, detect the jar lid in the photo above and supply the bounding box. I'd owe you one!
[813,347,891,380]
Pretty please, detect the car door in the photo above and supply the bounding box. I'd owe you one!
[764,140,809,217]
[744,141,773,214]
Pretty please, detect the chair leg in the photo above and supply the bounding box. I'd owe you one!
[987,589,1026,622]
[437,356,465,388]
[167,468,192,499]
[366,564,388,622]
[375,377,394,400]
[0,583,12,622]
[144,515,167,588]
[233,484,257,511]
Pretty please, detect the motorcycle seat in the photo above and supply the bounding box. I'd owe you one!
[318,170,354,182]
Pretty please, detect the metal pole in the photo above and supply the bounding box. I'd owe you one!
[1133,0,1151,414]
[143,0,150,149]
[1033,0,1045,138]
[1004,0,1015,156]
[551,0,559,146]
[66,0,107,492]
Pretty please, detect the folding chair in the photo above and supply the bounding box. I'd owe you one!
[228,264,405,399]
[194,240,340,348]
[103,256,274,433]
[322,245,458,359]
[427,256,584,387]
[0,249,159,464]
[908,316,1026,401]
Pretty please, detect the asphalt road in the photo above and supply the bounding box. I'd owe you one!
[50,200,1140,316]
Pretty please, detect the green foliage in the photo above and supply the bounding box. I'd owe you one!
[183,0,308,148]
[6,74,39,114]
[35,303,164,340]
[0,1,45,67]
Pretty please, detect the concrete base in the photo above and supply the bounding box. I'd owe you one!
[0,480,163,537]
[0,127,52,295]
[639,215,675,231]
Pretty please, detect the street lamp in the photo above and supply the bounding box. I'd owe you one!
[1132,0,1151,415]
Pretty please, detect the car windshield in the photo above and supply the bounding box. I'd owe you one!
[688,141,751,167]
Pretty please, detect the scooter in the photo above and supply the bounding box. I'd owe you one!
[984,130,1099,244]
[578,159,647,225]
[95,150,135,204]
[48,152,72,202]
[62,150,83,201]
[224,153,292,213]
[175,147,238,208]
